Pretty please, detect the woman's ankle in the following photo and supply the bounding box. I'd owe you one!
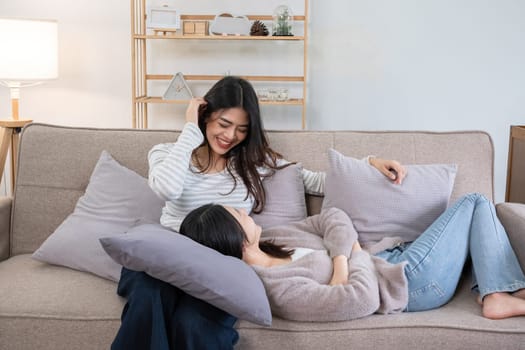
[512,289,525,300]
[482,292,525,319]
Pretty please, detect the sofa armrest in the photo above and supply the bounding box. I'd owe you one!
[496,202,525,270]
[0,196,12,261]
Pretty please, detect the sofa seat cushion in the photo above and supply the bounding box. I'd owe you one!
[0,254,124,319]
[235,278,525,349]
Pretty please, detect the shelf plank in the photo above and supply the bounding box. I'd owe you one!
[179,15,306,21]
[133,34,304,40]
[146,74,304,82]
[135,96,304,105]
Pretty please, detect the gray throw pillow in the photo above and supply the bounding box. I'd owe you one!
[99,223,272,326]
[32,151,164,281]
[322,149,457,244]
[251,163,307,229]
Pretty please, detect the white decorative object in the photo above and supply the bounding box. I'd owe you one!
[263,88,289,101]
[277,88,289,101]
[162,72,193,100]
[256,88,269,101]
[209,13,251,36]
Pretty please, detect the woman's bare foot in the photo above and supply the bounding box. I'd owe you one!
[482,292,525,319]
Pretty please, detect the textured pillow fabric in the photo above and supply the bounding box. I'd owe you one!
[100,223,272,326]
[251,163,307,229]
[32,151,164,281]
[322,149,457,244]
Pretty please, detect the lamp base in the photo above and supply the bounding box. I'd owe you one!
[0,119,32,195]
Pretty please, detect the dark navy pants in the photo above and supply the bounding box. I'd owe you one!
[111,268,239,350]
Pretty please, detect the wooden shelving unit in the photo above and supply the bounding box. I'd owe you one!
[131,0,309,129]
[506,125,525,203]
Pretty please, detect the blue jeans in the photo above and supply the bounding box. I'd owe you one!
[375,193,525,312]
[112,268,239,350]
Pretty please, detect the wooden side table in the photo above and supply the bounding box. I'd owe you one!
[506,125,525,203]
[0,119,32,195]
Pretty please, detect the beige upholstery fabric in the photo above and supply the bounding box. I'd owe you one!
[0,255,123,350]
[0,255,124,318]
[11,125,180,255]
[236,278,525,350]
[1,123,524,350]
[0,197,11,261]
[497,202,525,268]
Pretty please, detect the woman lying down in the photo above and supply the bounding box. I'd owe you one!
[179,196,525,321]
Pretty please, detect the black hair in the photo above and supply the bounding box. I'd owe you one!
[193,76,287,213]
[179,203,293,259]
[179,204,245,258]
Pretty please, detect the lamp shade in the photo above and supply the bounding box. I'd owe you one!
[0,18,58,82]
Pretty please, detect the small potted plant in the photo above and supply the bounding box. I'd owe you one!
[272,5,294,36]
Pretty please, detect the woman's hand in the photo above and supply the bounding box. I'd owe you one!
[329,255,349,286]
[185,97,207,124]
[329,243,361,286]
[369,157,407,185]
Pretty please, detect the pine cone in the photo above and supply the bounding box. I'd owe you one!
[250,20,269,36]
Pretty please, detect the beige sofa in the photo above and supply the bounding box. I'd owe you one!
[1,123,525,350]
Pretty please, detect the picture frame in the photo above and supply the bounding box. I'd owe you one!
[162,72,193,101]
[146,6,181,31]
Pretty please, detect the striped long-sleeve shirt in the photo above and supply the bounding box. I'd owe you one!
[148,122,325,232]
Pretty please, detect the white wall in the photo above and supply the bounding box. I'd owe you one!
[1,0,524,202]
[308,0,525,204]
[0,0,131,128]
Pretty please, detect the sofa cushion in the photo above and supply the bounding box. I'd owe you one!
[322,149,457,244]
[496,202,525,269]
[251,163,307,229]
[100,223,272,326]
[234,277,525,349]
[0,254,123,318]
[31,151,164,281]
[0,254,122,349]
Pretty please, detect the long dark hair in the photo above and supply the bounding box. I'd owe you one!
[179,204,293,259]
[194,76,285,213]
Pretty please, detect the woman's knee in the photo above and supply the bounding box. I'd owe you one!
[118,269,178,302]
[462,192,488,204]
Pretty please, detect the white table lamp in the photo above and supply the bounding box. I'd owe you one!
[0,18,58,120]
[0,18,58,194]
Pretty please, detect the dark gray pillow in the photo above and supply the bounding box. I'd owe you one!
[251,163,307,229]
[32,151,164,281]
[100,223,272,326]
[322,149,457,244]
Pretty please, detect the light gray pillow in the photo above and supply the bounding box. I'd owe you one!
[32,151,164,281]
[322,149,457,244]
[99,223,272,326]
[251,163,307,229]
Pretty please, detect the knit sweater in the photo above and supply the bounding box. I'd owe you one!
[254,207,408,322]
[148,122,325,231]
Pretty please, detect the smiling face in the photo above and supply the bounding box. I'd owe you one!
[205,107,249,158]
[225,206,262,249]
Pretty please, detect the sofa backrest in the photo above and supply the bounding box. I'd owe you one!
[10,123,494,256]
